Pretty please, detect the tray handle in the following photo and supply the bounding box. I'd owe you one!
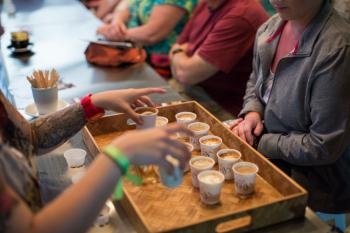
[215,215,252,233]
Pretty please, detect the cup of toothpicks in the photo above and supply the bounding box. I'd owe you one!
[27,69,60,115]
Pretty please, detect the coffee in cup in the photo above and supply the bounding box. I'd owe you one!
[217,149,241,180]
[189,156,215,188]
[188,122,210,150]
[199,135,222,162]
[175,112,197,138]
[198,170,225,205]
[232,162,259,196]
[135,107,158,129]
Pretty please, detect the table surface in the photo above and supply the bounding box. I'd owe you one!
[1,1,331,232]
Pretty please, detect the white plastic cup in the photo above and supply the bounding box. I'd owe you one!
[217,149,241,180]
[232,162,259,196]
[189,156,215,188]
[175,112,197,138]
[135,107,158,129]
[31,86,58,115]
[64,148,87,168]
[155,116,169,127]
[199,135,222,163]
[184,142,194,173]
[188,122,210,150]
[198,170,225,205]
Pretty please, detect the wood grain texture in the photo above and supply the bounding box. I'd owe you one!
[83,101,308,233]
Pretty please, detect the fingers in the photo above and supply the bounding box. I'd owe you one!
[138,96,155,107]
[134,87,166,97]
[229,118,243,130]
[164,123,194,137]
[237,123,247,143]
[254,121,264,137]
[124,106,143,125]
[161,138,191,170]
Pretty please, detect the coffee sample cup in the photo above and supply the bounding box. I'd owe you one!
[135,107,158,129]
[156,116,169,127]
[183,142,194,173]
[199,135,222,163]
[175,112,197,138]
[188,122,210,150]
[198,170,225,205]
[232,162,259,196]
[189,156,215,188]
[217,149,241,180]
[11,31,29,49]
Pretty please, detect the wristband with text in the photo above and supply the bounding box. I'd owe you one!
[103,145,142,200]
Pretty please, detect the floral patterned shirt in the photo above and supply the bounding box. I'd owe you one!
[127,0,197,55]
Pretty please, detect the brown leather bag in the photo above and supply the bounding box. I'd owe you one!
[84,43,146,67]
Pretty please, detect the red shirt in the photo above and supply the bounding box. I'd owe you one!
[178,0,268,115]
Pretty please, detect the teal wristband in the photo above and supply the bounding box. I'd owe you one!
[103,145,142,200]
[103,145,129,175]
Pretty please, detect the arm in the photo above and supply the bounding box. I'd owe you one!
[30,104,86,155]
[171,16,256,86]
[171,51,218,85]
[2,124,193,233]
[30,88,166,154]
[125,4,187,45]
[258,47,350,166]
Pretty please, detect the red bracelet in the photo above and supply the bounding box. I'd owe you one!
[80,94,105,121]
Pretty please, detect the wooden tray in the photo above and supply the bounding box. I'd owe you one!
[83,101,307,233]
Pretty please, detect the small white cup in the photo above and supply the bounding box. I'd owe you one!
[94,201,114,226]
[31,86,58,115]
[188,122,210,150]
[217,149,241,180]
[199,135,222,163]
[175,112,197,138]
[232,162,259,196]
[198,170,225,205]
[64,148,87,168]
[189,156,215,188]
[135,107,159,129]
[155,116,169,127]
[184,142,194,173]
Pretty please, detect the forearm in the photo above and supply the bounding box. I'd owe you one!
[172,53,212,85]
[126,24,168,45]
[258,131,348,166]
[33,155,120,233]
[112,6,130,24]
[7,154,121,233]
[30,103,87,154]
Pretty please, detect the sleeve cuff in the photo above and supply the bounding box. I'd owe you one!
[238,100,264,118]
[258,133,281,159]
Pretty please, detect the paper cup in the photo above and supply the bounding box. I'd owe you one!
[188,122,210,150]
[155,116,169,127]
[31,86,58,115]
[184,142,194,173]
[175,112,197,138]
[198,170,225,205]
[232,162,259,196]
[217,149,241,180]
[64,148,87,168]
[189,156,215,188]
[135,107,158,129]
[199,135,222,163]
